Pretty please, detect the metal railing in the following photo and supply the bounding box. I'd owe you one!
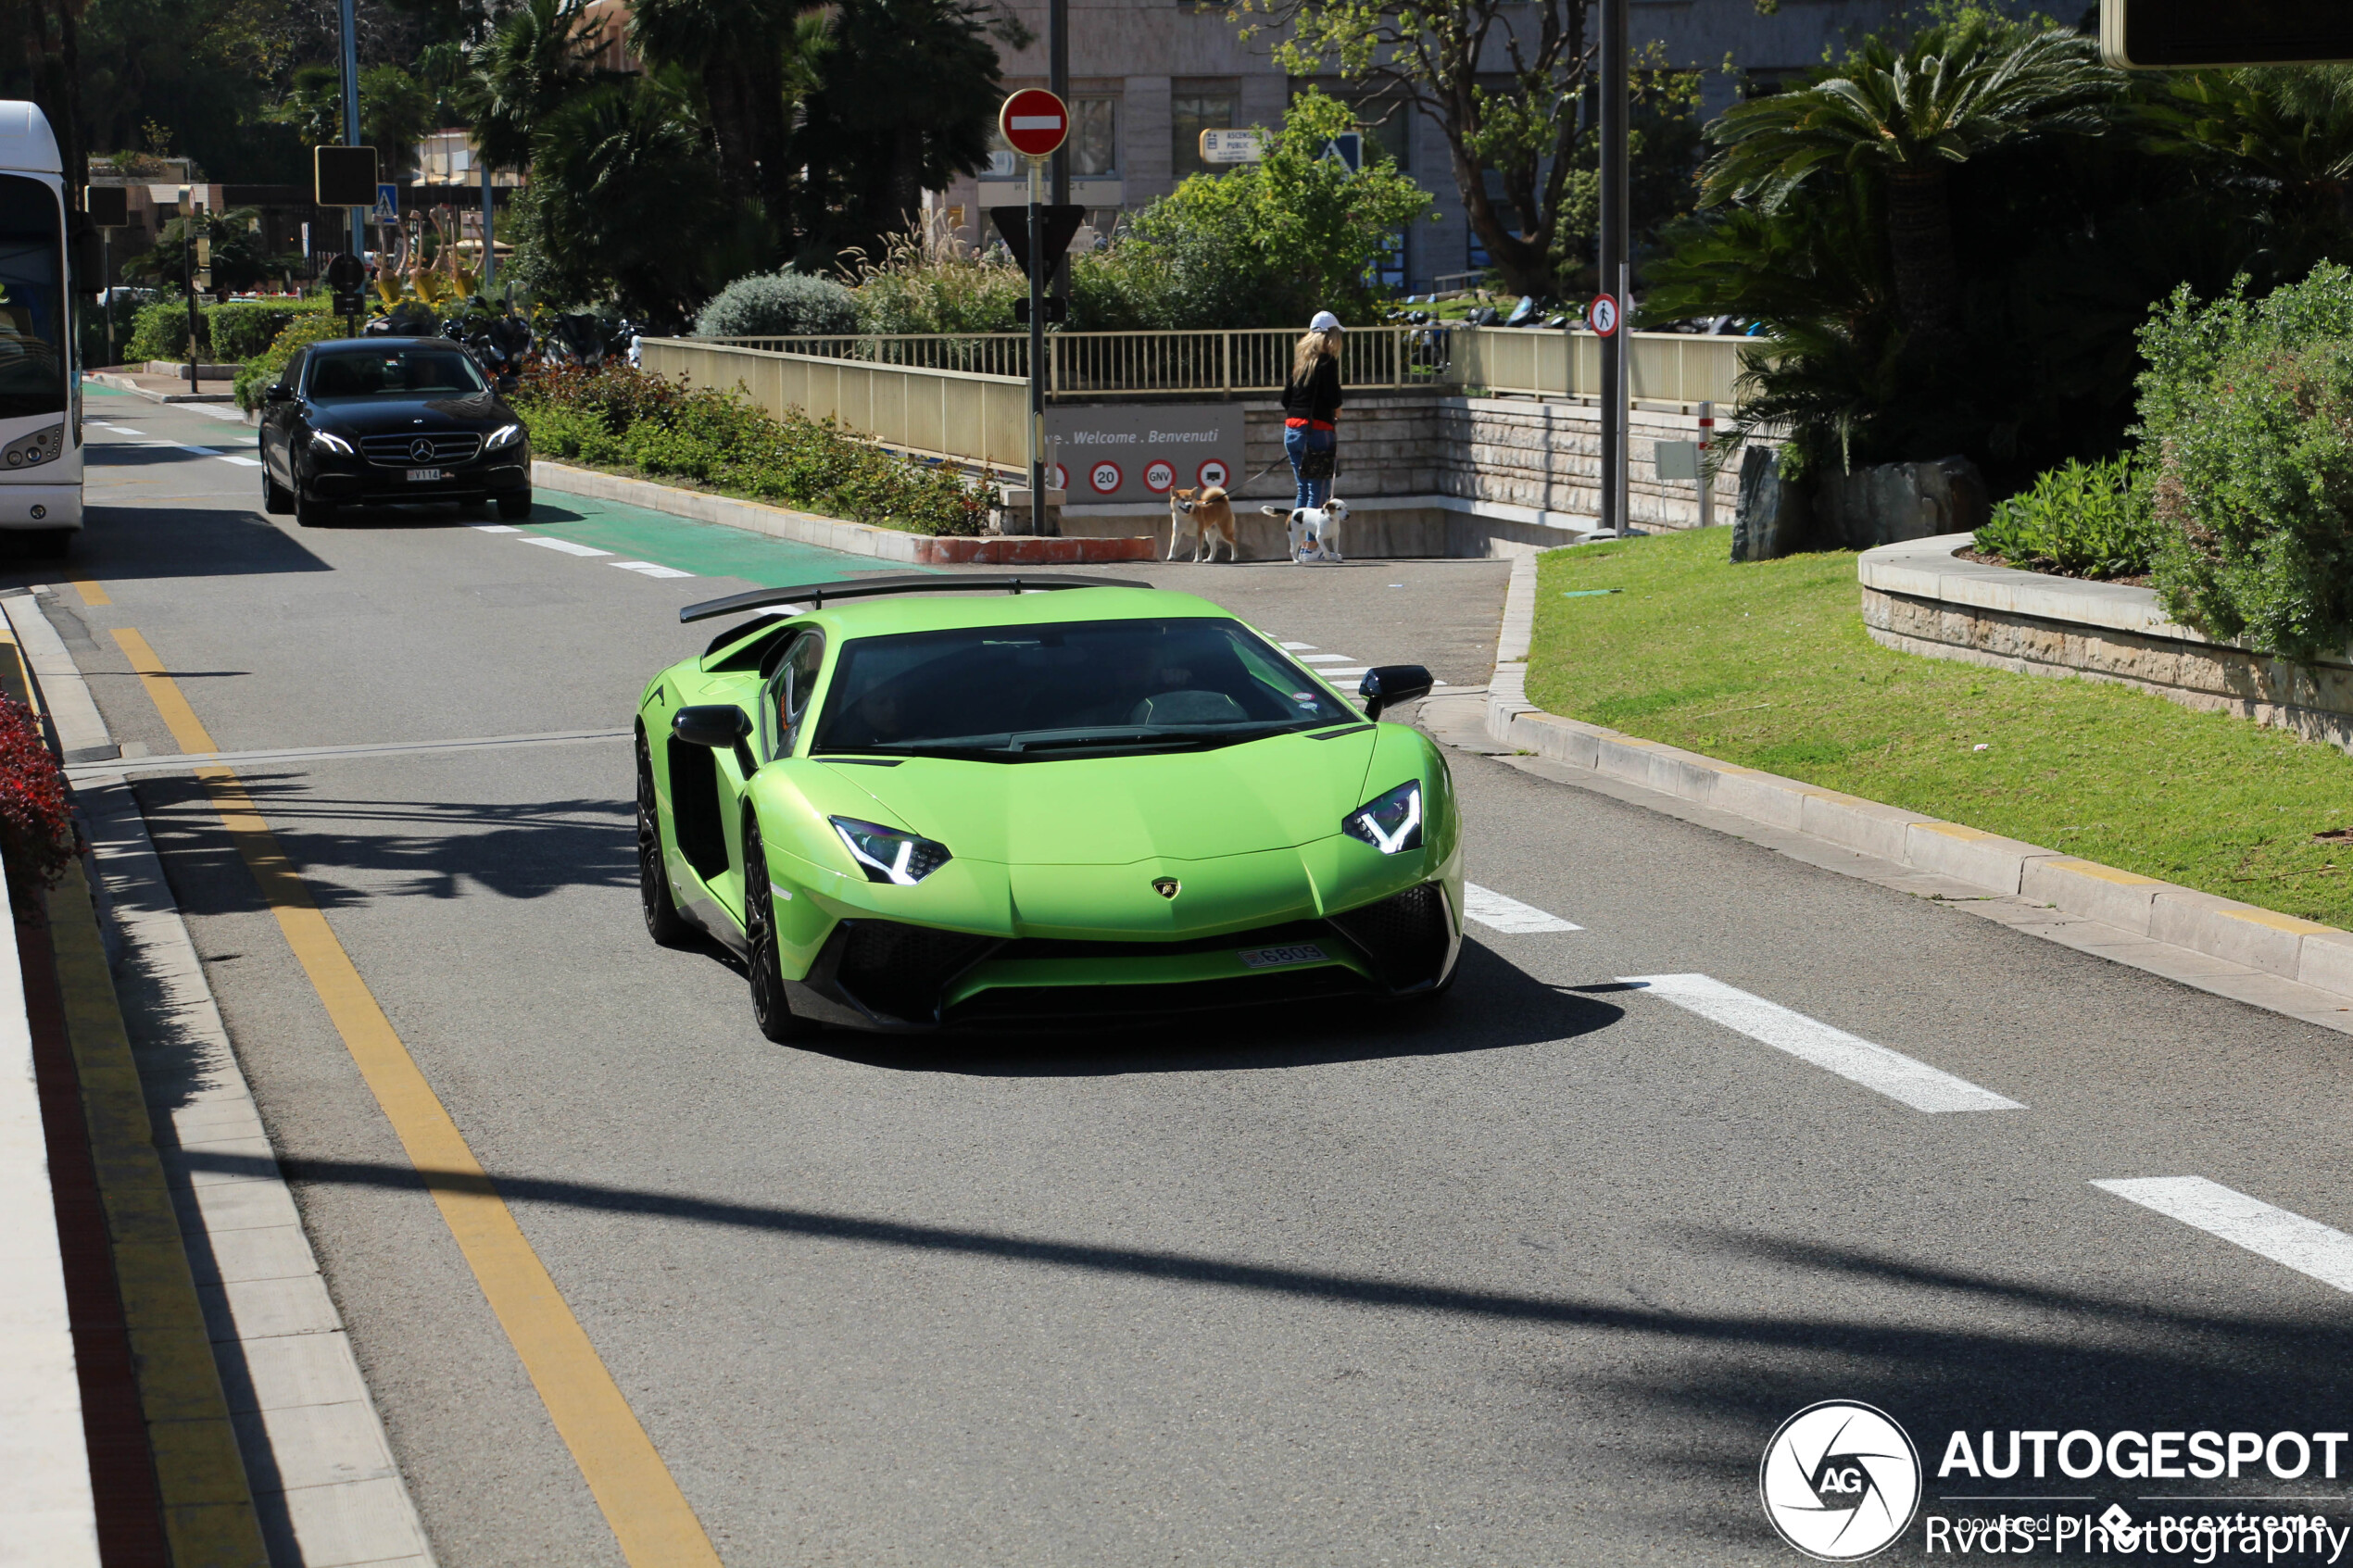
[700,326,1453,399]
[1451,328,1747,408]
[641,339,1031,473]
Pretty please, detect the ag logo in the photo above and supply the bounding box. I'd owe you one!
[1759,1401,1919,1562]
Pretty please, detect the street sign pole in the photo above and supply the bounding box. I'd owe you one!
[181,186,199,391]
[1048,0,1069,302]
[1026,154,1046,533]
[339,0,365,261]
[1597,0,1629,537]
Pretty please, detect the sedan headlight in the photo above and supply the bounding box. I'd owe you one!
[1341,780,1423,854]
[830,816,951,885]
[309,429,355,456]
[484,422,525,452]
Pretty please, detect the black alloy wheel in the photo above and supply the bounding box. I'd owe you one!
[636,733,692,947]
[743,820,813,1042]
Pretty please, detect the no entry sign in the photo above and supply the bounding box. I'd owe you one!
[1000,90,1069,159]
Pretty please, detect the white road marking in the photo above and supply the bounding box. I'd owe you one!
[521,537,612,558]
[1298,654,1354,664]
[1280,642,1315,650]
[94,422,142,434]
[1462,884,1581,934]
[1322,666,1371,678]
[1620,973,2025,1113]
[470,524,521,533]
[611,560,693,579]
[215,455,262,467]
[185,404,250,421]
[2093,1177,2353,1294]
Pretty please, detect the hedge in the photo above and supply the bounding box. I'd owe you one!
[512,364,992,536]
[125,297,330,363]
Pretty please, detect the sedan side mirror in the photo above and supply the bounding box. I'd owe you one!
[264,383,294,403]
[1358,664,1433,721]
[673,705,752,748]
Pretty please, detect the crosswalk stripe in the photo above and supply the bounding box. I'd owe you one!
[611,560,693,579]
[2093,1177,2353,1294]
[1463,884,1581,933]
[1621,972,2024,1113]
[522,536,612,558]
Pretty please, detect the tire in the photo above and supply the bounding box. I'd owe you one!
[262,466,293,515]
[635,734,693,948]
[742,821,815,1043]
[497,490,533,521]
[295,490,333,528]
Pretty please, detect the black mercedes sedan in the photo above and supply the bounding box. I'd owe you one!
[258,337,532,526]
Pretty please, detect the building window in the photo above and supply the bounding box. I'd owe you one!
[1072,97,1117,178]
[1171,83,1239,181]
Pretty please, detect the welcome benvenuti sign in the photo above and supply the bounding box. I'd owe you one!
[1046,405,1243,505]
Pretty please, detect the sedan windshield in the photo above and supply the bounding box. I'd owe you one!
[812,618,1360,759]
[308,347,486,399]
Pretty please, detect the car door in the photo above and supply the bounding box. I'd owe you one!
[262,346,310,487]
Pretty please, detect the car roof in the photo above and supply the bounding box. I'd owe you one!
[704,585,1240,666]
[312,338,454,351]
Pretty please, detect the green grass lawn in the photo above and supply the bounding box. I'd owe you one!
[1526,526,2353,928]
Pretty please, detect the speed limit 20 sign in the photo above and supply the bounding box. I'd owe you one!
[1000,90,1068,158]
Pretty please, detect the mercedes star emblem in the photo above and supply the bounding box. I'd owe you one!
[410,437,435,462]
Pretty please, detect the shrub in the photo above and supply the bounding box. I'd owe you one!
[1972,453,2158,579]
[233,312,357,412]
[696,270,859,338]
[2138,264,2353,658]
[0,696,77,911]
[126,298,193,361]
[512,363,992,534]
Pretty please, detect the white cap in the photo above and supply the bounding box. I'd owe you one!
[1309,310,1343,332]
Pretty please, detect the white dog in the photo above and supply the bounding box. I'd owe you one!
[1263,498,1350,563]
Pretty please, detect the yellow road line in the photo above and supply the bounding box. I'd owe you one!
[120,634,720,1567]
[71,578,111,607]
[112,627,218,754]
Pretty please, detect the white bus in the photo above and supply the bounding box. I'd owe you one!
[0,101,80,557]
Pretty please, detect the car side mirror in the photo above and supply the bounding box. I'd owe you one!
[672,705,752,748]
[264,383,294,403]
[1358,664,1433,721]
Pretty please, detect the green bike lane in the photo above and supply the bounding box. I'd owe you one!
[495,488,918,587]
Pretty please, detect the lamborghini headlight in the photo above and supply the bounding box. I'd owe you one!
[1341,780,1423,855]
[830,816,951,885]
[309,429,355,455]
[484,421,525,452]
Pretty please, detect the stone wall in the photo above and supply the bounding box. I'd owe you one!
[1220,393,1758,528]
[1859,536,2353,755]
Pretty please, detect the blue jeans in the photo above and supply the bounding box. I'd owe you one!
[1285,424,1335,512]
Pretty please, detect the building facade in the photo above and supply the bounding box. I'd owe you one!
[934,0,1914,295]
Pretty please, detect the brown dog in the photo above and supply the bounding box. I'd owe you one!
[1168,485,1238,562]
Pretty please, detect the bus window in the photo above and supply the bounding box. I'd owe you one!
[0,174,64,421]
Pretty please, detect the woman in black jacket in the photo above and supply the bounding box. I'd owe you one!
[1279,310,1344,514]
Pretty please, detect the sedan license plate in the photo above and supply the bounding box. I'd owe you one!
[407,468,442,482]
[1237,943,1327,970]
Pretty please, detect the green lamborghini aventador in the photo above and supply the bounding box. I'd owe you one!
[635,575,1463,1038]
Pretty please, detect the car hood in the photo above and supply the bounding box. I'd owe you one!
[824,727,1378,864]
[310,391,508,430]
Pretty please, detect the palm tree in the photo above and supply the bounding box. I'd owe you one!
[1701,19,2117,343]
[469,0,615,173]
[626,0,831,237]
[2142,66,2353,254]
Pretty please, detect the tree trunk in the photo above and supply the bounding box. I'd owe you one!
[888,123,923,241]
[743,51,795,244]
[17,0,84,212]
[702,59,760,206]
[1883,164,1958,343]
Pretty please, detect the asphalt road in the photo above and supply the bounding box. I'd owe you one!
[45,387,2353,1567]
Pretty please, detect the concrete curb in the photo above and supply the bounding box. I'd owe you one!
[1485,549,2353,1008]
[531,459,1155,564]
[85,372,235,406]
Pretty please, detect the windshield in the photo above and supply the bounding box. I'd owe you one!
[308,347,486,399]
[0,175,65,421]
[811,617,1361,760]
